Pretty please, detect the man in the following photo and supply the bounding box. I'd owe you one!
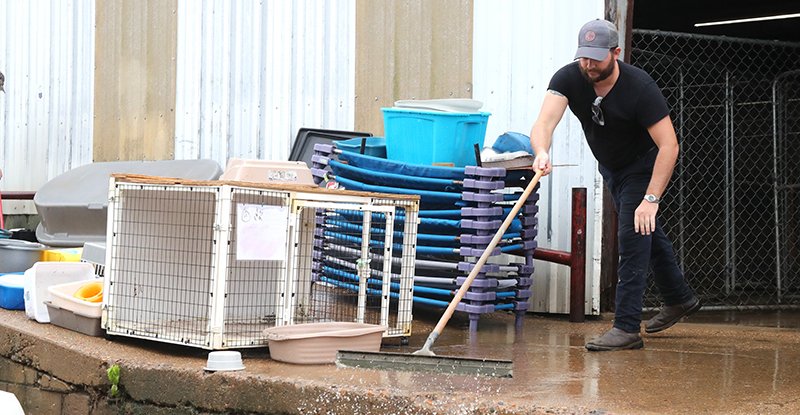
[530,19,701,351]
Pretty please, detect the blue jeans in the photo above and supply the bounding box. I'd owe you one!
[599,149,695,333]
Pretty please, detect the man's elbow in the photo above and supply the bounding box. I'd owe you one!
[656,140,680,162]
[665,139,680,154]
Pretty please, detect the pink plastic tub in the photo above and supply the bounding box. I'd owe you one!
[264,322,386,364]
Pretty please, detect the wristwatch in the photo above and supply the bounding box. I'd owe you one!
[643,194,661,204]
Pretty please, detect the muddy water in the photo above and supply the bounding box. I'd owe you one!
[6,305,800,414]
[339,310,800,414]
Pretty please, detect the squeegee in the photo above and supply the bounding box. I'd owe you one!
[336,169,544,378]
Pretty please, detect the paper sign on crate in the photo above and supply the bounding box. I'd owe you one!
[236,204,288,261]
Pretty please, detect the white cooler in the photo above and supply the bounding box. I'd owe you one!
[24,262,95,323]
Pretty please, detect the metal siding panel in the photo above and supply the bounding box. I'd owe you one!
[174,0,355,167]
[240,1,261,158]
[175,0,202,159]
[473,0,605,315]
[354,0,473,135]
[93,1,177,162]
[75,0,95,167]
[0,0,94,215]
[264,0,290,161]
[292,3,308,147]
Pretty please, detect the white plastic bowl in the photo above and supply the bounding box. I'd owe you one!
[204,351,245,372]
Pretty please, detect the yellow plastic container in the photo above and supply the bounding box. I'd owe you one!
[42,248,83,262]
[73,281,103,303]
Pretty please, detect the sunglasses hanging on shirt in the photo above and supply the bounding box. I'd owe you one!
[591,96,605,126]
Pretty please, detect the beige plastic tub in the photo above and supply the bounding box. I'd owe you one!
[264,322,386,364]
[220,159,315,185]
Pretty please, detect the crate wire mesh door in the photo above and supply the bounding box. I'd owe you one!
[631,30,800,308]
[291,198,417,337]
[103,177,418,349]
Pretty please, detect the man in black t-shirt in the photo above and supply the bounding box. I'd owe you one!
[530,19,701,351]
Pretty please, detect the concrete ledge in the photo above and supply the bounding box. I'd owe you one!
[0,309,565,415]
[9,306,799,414]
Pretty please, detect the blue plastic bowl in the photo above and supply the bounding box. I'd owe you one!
[337,137,387,158]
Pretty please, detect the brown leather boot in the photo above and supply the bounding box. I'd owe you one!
[645,297,702,334]
[585,327,644,351]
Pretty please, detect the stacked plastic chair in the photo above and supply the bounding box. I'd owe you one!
[309,143,539,331]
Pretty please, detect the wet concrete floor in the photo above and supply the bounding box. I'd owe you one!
[4,307,800,414]
[367,308,800,414]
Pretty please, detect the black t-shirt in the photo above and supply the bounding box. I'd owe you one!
[548,61,669,171]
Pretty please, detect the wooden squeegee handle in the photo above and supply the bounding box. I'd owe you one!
[429,169,543,337]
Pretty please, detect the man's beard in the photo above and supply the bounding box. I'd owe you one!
[580,59,615,83]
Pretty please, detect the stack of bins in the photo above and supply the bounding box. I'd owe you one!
[309,145,539,331]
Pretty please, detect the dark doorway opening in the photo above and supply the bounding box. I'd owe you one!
[634,0,800,42]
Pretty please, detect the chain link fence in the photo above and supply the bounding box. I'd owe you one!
[630,30,800,308]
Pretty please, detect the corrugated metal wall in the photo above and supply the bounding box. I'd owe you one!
[473,0,606,314]
[174,0,356,166]
[354,0,473,135]
[1,0,607,315]
[94,0,178,162]
[0,0,95,214]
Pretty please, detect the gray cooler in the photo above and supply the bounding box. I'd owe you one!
[35,160,222,247]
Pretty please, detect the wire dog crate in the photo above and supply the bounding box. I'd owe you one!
[102,174,418,349]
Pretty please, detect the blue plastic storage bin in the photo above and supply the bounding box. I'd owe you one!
[336,137,387,158]
[0,273,26,310]
[382,108,490,167]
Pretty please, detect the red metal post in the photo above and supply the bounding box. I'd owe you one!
[570,188,587,322]
[531,247,571,266]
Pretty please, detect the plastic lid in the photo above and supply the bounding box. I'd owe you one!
[0,273,27,288]
[394,98,483,112]
[0,239,46,251]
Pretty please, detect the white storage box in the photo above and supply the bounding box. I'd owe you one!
[24,262,95,323]
[48,280,103,318]
[81,242,106,277]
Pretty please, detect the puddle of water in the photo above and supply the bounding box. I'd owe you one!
[364,310,800,413]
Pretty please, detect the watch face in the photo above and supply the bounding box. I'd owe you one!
[644,194,659,203]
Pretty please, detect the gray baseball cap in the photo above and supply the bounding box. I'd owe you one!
[574,19,619,61]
